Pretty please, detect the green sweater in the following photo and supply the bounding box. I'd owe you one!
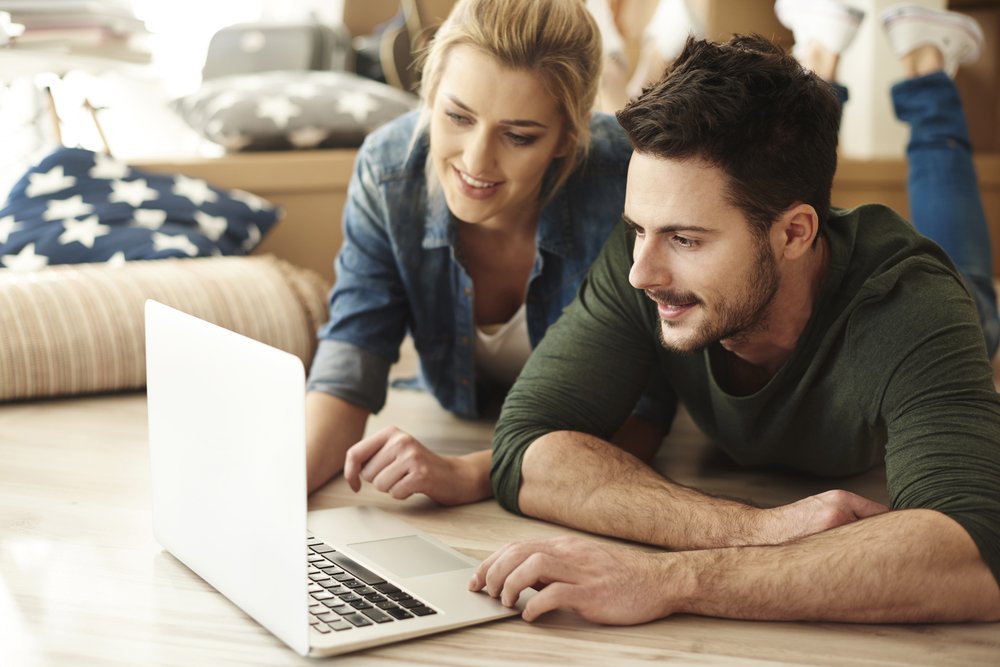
[492,204,1000,585]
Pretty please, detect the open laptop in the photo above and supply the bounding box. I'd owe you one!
[144,299,527,657]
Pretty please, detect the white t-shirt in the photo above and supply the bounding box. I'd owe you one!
[474,303,531,388]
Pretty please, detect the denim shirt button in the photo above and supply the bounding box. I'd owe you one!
[463,287,472,297]
[460,336,470,345]
[460,377,471,386]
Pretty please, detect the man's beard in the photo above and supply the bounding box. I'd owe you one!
[648,236,780,353]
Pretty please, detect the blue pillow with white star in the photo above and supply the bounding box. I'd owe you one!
[0,147,280,271]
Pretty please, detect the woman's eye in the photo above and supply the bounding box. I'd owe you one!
[506,132,536,146]
[446,111,471,125]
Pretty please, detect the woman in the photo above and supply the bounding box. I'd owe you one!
[306,0,664,501]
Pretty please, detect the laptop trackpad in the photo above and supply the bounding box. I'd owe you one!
[348,535,472,579]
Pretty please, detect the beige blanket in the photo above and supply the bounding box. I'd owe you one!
[0,255,329,401]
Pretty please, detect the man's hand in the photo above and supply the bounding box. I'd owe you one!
[343,426,492,506]
[469,536,675,625]
[472,511,1000,625]
[759,490,889,544]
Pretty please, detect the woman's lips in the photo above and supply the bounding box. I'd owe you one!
[453,166,501,199]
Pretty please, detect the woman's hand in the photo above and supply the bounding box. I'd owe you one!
[343,426,493,506]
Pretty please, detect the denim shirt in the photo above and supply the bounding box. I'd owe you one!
[307,110,632,419]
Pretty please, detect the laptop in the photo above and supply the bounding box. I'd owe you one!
[144,300,527,657]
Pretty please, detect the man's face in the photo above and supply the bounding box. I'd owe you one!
[625,153,780,353]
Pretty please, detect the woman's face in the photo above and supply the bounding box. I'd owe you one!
[429,45,568,231]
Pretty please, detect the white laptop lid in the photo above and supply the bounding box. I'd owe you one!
[145,300,310,655]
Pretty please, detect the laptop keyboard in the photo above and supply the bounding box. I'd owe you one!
[307,534,437,635]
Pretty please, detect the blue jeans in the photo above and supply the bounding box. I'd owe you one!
[833,75,1000,357]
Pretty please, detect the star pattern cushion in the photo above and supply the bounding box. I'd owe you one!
[173,70,419,151]
[0,147,280,271]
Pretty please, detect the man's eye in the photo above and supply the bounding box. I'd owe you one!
[673,235,696,248]
[624,222,644,238]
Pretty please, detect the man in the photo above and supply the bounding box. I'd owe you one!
[470,35,1000,624]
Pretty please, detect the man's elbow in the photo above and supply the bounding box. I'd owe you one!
[489,430,536,516]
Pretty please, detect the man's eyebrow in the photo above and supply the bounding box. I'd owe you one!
[621,214,712,234]
[445,94,548,129]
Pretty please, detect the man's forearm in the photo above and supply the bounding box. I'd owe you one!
[518,430,887,549]
[667,509,1000,623]
[519,430,761,549]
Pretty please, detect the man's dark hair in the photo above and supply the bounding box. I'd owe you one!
[616,34,841,238]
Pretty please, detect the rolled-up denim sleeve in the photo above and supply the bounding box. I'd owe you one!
[307,134,411,413]
[307,339,392,413]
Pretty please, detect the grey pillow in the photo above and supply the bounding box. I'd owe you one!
[173,70,419,151]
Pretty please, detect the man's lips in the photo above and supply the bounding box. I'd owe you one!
[656,302,696,320]
[646,290,699,320]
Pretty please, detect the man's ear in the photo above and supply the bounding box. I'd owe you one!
[773,203,819,260]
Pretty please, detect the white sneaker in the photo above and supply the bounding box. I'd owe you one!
[775,0,865,59]
[645,0,705,62]
[880,4,983,77]
[586,0,626,59]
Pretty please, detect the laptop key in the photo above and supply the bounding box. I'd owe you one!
[341,612,373,627]
[386,607,414,620]
[373,582,400,595]
[375,600,398,610]
[409,606,436,616]
[387,592,412,602]
[361,608,394,624]
[312,591,336,601]
[328,619,353,631]
[397,598,422,609]
[337,592,361,603]
[349,600,373,610]
[310,544,336,554]
[313,623,332,634]
[322,553,386,585]
[316,612,339,623]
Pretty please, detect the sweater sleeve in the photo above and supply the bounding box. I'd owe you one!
[491,224,677,513]
[858,262,1000,586]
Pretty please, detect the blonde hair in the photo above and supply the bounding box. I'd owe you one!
[415,0,602,200]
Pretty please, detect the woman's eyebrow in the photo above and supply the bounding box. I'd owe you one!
[445,94,548,129]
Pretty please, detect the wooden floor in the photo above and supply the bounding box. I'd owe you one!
[1,342,999,666]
